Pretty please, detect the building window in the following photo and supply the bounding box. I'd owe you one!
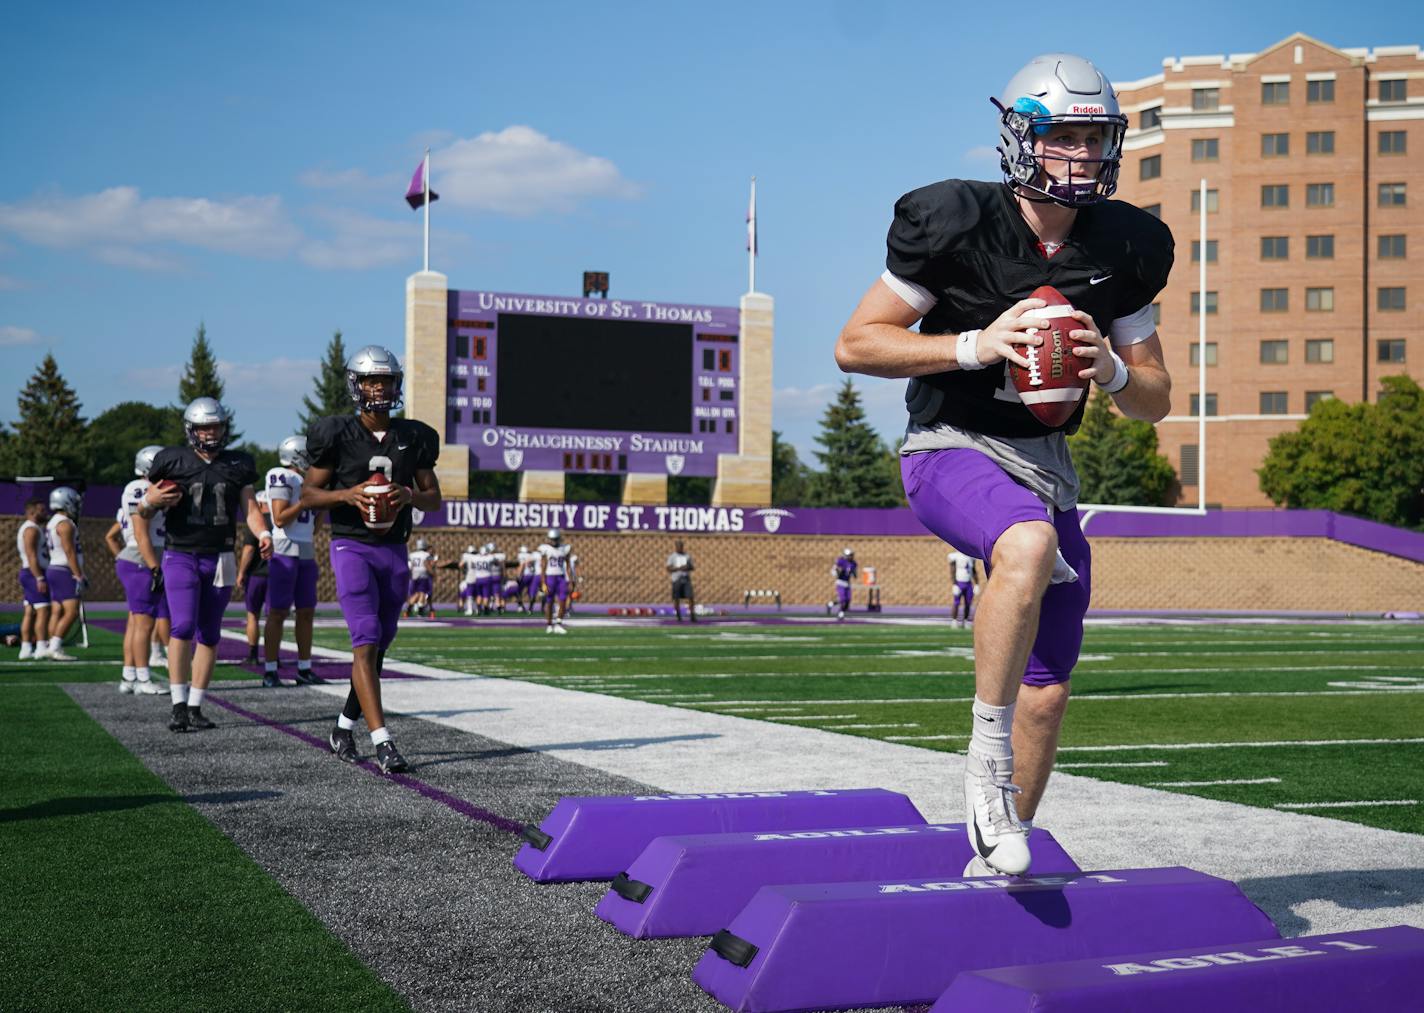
[1261,133,1289,157]
[1190,188,1220,213]
[1262,81,1290,105]
[1306,339,1335,364]
[1306,234,1334,259]
[1305,287,1334,312]
[1377,339,1406,362]
[1306,131,1335,155]
[1378,130,1407,155]
[1261,184,1289,208]
[1140,155,1162,180]
[1259,339,1289,363]
[1379,234,1406,259]
[1306,183,1335,207]
[1307,79,1335,103]
[1140,106,1162,129]
[1180,444,1200,486]
[1305,391,1335,412]
[1378,183,1407,207]
[1190,240,1218,263]
[1378,287,1406,312]
[1260,391,1289,414]
[1191,291,1218,315]
[1261,236,1289,260]
[1189,342,1218,367]
[1380,79,1407,103]
[1192,138,1220,161]
[1260,289,1289,313]
[1141,203,1161,218]
[1189,393,1219,417]
[1192,88,1220,111]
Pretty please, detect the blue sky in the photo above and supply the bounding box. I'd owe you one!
[2,1,1419,465]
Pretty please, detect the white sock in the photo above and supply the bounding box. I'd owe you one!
[50,636,63,652]
[171,683,189,705]
[19,642,33,657]
[264,662,278,673]
[337,714,357,731]
[969,696,1015,765]
[136,667,152,683]
[297,660,311,672]
[122,666,136,682]
[188,687,205,708]
[370,726,392,747]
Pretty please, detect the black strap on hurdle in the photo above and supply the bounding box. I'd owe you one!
[610,872,653,904]
[709,929,759,967]
[520,824,553,851]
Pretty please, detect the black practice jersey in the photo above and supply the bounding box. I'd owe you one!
[237,524,269,578]
[148,446,258,554]
[887,179,1174,437]
[306,415,440,544]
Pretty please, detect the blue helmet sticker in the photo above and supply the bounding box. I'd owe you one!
[1013,96,1052,133]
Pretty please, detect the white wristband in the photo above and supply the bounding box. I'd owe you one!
[1097,348,1130,394]
[956,329,986,371]
[258,531,273,541]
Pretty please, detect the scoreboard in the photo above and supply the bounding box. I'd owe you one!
[445,289,741,477]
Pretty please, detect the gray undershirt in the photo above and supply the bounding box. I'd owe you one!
[900,421,1079,512]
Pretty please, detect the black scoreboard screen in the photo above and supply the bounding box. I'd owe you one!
[494,314,693,433]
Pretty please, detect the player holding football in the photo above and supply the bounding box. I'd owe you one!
[300,345,441,774]
[836,54,1173,876]
[263,435,324,686]
[138,398,271,733]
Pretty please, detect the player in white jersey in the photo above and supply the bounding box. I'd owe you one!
[405,537,437,618]
[263,435,324,686]
[538,528,573,633]
[488,543,508,614]
[948,550,980,628]
[454,544,479,616]
[43,487,87,660]
[468,543,493,615]
[514,544,540,614]
[103,446,168,690]
[16,497,52,659]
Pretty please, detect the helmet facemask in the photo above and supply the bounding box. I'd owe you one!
[996,97,1126,208]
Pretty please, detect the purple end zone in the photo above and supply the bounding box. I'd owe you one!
[594,823,1079,939]
[691,867,1278,1012]
[512,789,925,883]
[931,925,1424,1012]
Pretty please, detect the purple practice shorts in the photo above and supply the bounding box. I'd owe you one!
[954,580,975,609]
[331,539,409,650]
[458,582,473,601]
[162,550,234,647]
[244,575,268,616]
[543,574,570,603]
[267,555,318,611]
[835,582,852,609]
[409,575,433,596]
[19,571,50,608]
[901,448,1091,686]
[519,574,537,597]
[116,558,166,618]
[45,566,79,603]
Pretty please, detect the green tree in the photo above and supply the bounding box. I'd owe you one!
[668,475,713,505]
[11,354,88,479]
[805,379,902,508]
[1259,375,1424,528]
[771,430,812,506]
[233,440,280,478]
[300,330,350,429]
[176,321,241,441]
[1067,389,1176,506]
[470,469,519,501]
[85,401,182,485]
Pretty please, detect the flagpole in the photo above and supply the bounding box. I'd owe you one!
[423,148,431,273]
[748,176,757,294]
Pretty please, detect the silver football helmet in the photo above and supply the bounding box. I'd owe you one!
[49,486,82,516]
[183,397,230,452]
[415,537,429,551]
[519,545,529,554]
[994,53,1126,207]
[346,345,403,414]
[547,528,562,544]
[844,547,854,557]
[466,544,477,554]
[134,444,163,477]
[278,434,309,470]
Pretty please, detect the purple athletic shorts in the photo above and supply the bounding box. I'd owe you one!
[409,575,433,596]
[331,539,409,650]
[835,582,852,608]
[543,574,570,602]
[19,570,50,608]
[45,566,80,603]
[244,574,268,616]
[901,448,1091,686]
[458,582,473,601]
[954,580,975,608]
[116,557,166,617]
[162,550,233,647]
[267,555,318,611]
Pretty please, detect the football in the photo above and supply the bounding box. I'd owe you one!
[1007,285,1092,428]
[154,479,177,492]
[361,471,398,532]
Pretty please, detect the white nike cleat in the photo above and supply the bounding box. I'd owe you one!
[544,625,554,635]
[133,680,162,695]
[553,623,568,635]
[48,649,78,662]
[963,750,1031,876]
[148,651,167,668]
[962,854,1000,878]
[119,680,135,694]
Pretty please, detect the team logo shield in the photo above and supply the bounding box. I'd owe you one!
[503,449,524,470]
[752,507,793,533]
[665,454,685,475]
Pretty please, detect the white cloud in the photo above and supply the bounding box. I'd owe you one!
[434,125,641,215]
[300,207,417,270]
[94,246,187,272]
[0,324,42,346]
[118,356,321,445]
[773,382,839,425]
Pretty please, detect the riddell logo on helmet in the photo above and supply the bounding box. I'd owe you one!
[1070,104,1107,114]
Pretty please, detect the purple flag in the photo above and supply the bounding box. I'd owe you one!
[405,158,440,210]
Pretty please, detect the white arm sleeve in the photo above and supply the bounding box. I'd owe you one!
[880,270,937,316]
[1108,304,1157,346]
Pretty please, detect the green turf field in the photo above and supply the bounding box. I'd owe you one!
[321,618,1424,835]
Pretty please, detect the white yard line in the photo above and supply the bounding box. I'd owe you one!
[1150,777,1283,787]
[1057,761,1170,769]
[1058,738,1424,752]
[1276,800,1419,810]
[679,686,1424,706]
[823,723,920,730]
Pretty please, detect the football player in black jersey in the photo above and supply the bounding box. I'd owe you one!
[137,398,272,733]
[837,54,1174,876]
[300,345,442,774]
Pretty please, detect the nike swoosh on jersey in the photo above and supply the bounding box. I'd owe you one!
[1089,274,1112,285]
[397,444,409,450]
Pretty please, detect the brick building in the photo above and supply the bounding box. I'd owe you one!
[1112,33,1421,507]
